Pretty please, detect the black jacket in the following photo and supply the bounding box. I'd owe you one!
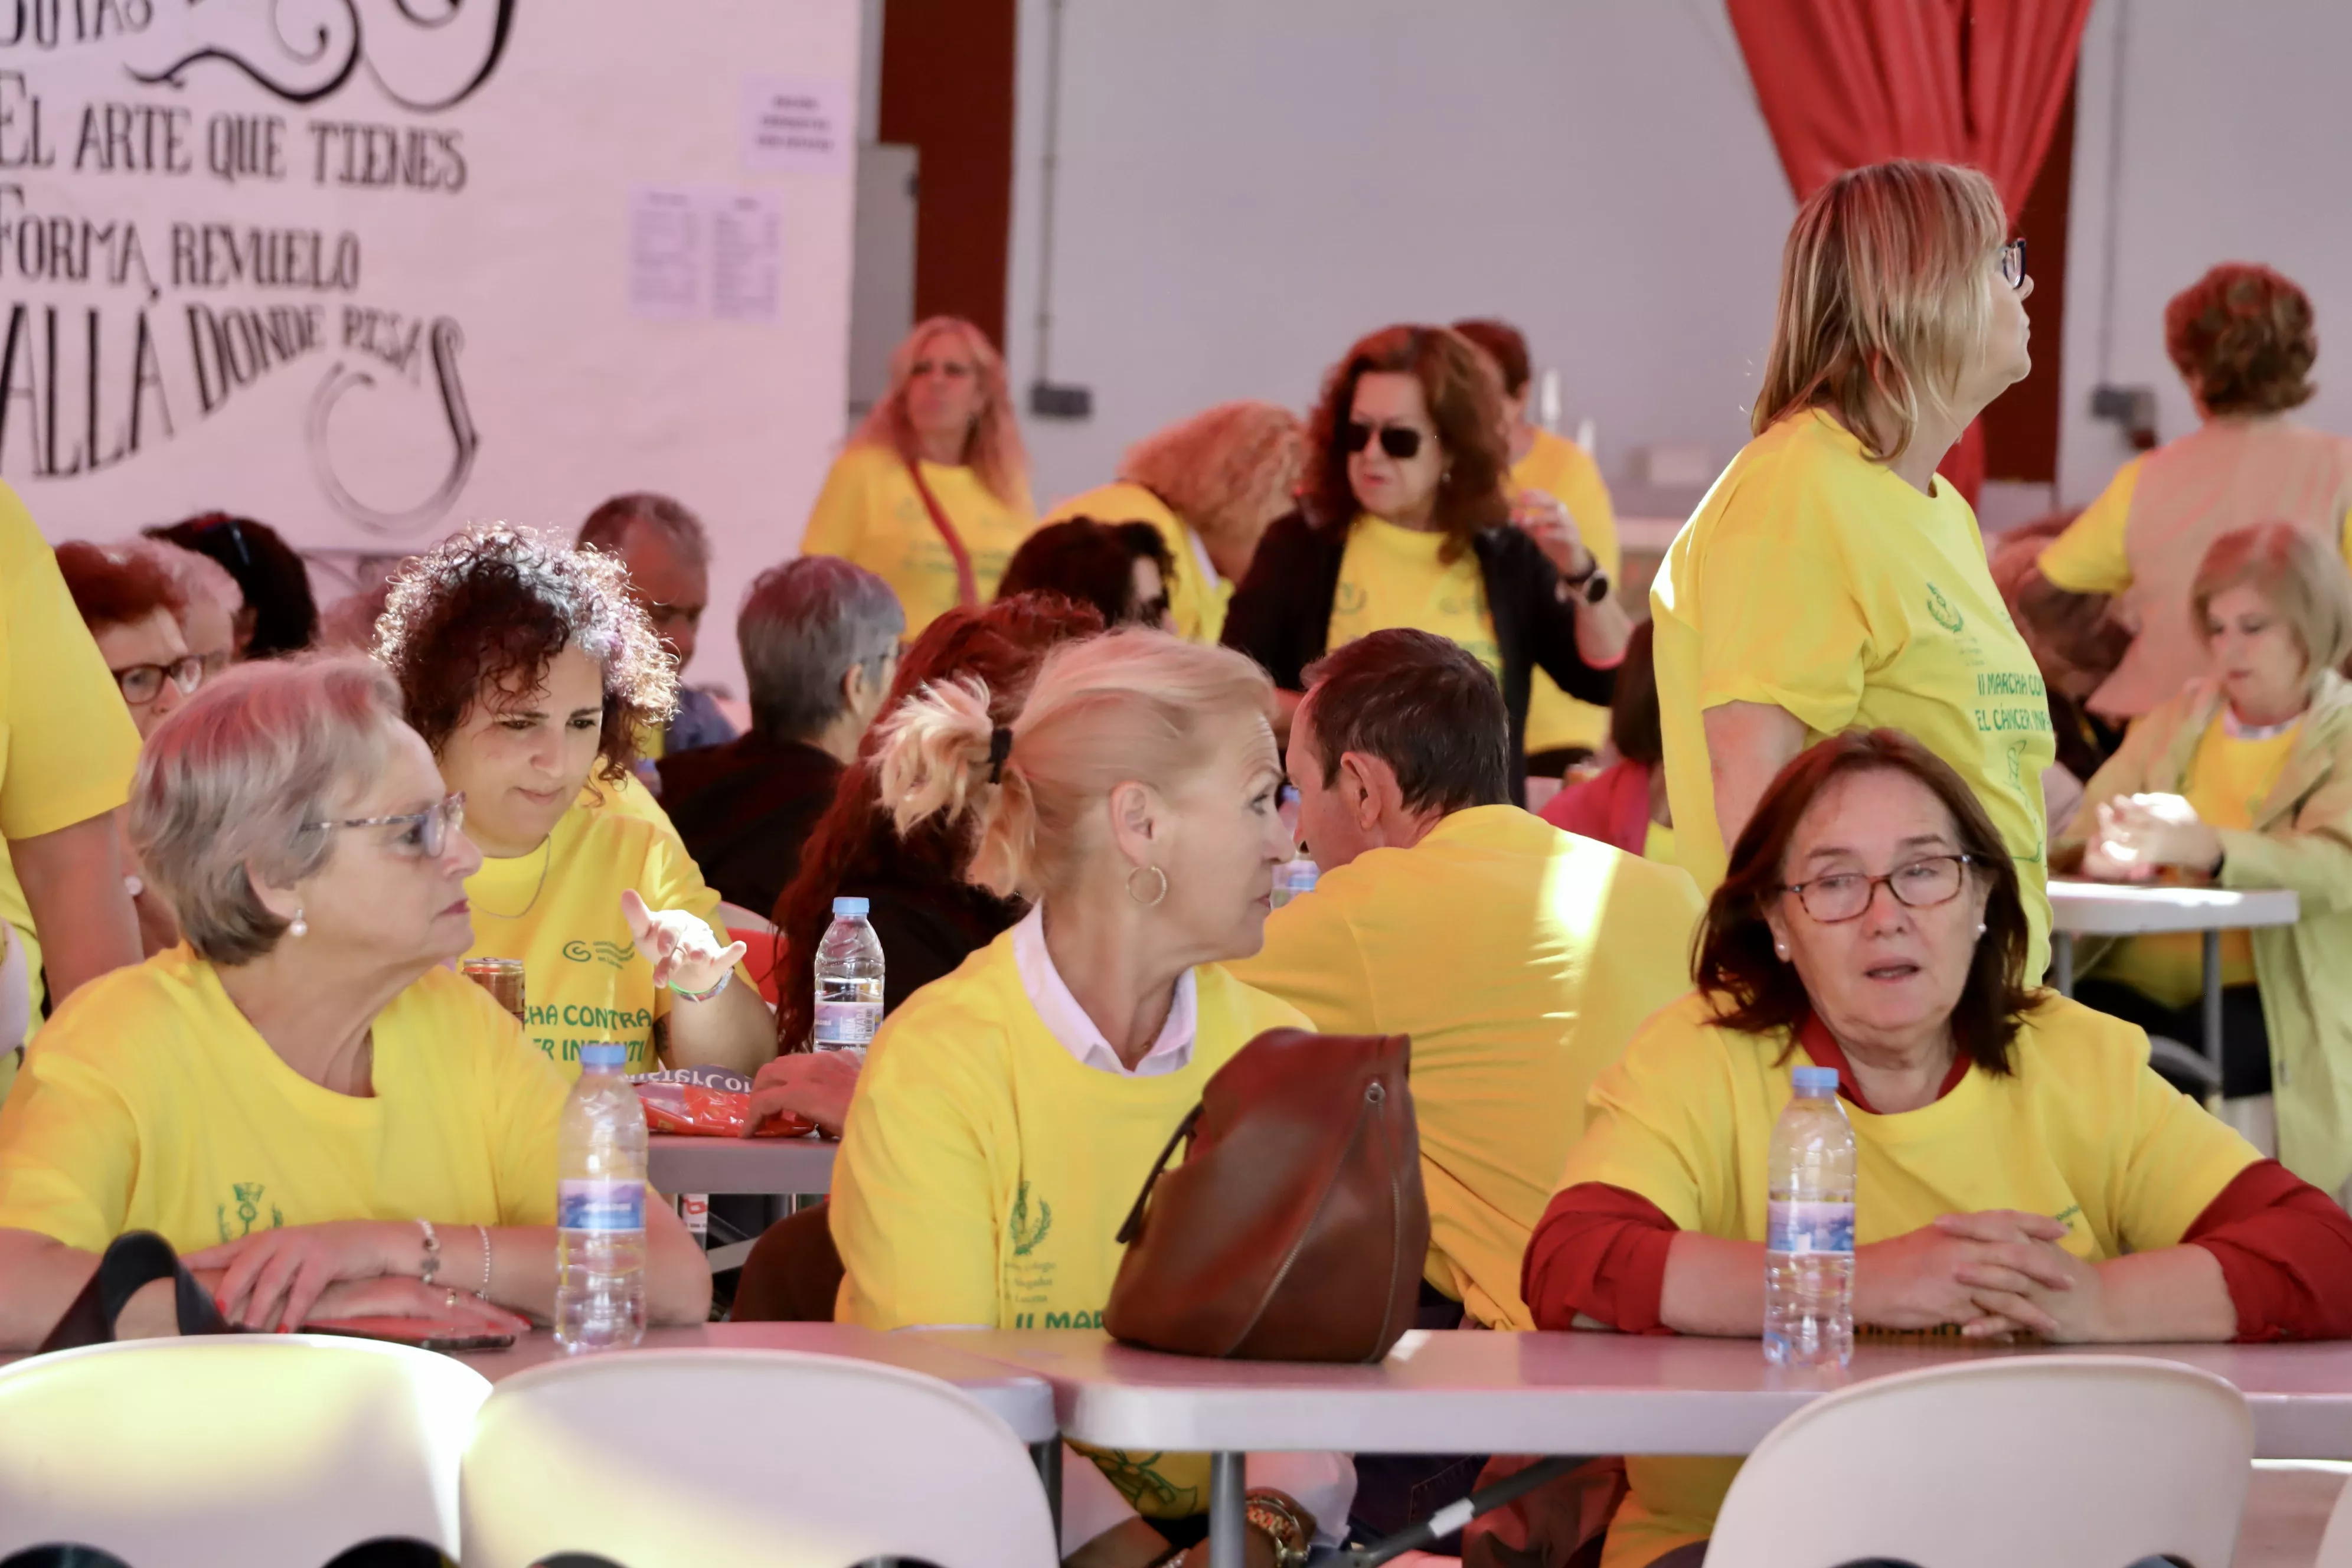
[656,731,844,917]
[1221,510,1615,796]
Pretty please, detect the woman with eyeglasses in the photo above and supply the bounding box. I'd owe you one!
[1523,729,2352,1568]
[0,656,714,1347]
[1223,324,1629,799]
[374,527,774,1079]
[1652,160,2057,981]
[802,316,1037,636]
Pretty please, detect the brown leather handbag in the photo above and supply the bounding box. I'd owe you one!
[1104,1028,1429,1362]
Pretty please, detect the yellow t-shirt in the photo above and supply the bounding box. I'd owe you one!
[1652,411,2056,981]
[802,443,1037,635]
[0,484,145,1040]
[832,929,1309,1517]
[1042,480,1232,644]
[0,946,566,1255]
[1641,818,1675,865]
[465,795,737,1076]
[1327,513,1502,683]
[1516,430,1619,756]
[1560,990,2259,1568]
[2034,456,2143,596]
[2095,714,2299,1009]
[1228,805,1703,1331]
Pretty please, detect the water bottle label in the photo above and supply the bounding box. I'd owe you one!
[1767,1199,1855,1255]
[814,999,881,1046]
[558,1178,645,1231]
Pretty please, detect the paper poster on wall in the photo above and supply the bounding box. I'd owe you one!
[740,76,851,176]
[628,186,705,321]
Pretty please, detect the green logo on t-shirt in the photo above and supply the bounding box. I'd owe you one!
[217,1182,284,1242]
[1926,582,1964,633]
[1010,1180,1053,1256]
[559,939,638,969]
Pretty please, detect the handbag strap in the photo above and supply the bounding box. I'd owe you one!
[905,456,980,609]
[37,1230,233,1351]
[1114,1102,1203,1245]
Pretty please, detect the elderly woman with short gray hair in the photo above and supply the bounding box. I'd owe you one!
[657,554,904,915]
[0,656,711,1348]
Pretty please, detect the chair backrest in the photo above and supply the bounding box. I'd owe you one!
[0,1335,490,1567]
[460,1348,1057,1568]
[1708,1354,2252,1568]
[729,926,785,1007]
[2311,1464,2352,1568]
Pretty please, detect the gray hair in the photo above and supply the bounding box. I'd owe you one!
[577,492,708,568]
[129,655,406,964]
[740,557,904,741]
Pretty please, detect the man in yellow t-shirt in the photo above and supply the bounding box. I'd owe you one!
[801,443,1035,635]
[1652,411,2056,979]
[1230,629,1703,1331]
[1043,481,1229,643]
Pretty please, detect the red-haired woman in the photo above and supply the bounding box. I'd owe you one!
[2033,263,2352,723]
[802,317,1037,636]
[1222,324,1628,799]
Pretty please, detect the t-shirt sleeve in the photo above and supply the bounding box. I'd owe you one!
[466,984,567,1224]
[0,1031,136,1252]
[0,486,143,842]
[2036,459,2141,596]
[1554,1007,1735,1234]
[830,1008,1006,1329]
[2112,1044,2263,1251]
[801,449,873,560]
[1223,891,1377,1037]
[1690,512,1867,736]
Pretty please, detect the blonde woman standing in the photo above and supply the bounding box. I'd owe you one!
[1652,159,2057,979]
[803,317,1035,635]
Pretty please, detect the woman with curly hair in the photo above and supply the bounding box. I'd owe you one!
[374,526,772,1077]
[2035,263,2352,722]
[802,317,1035,636]
[1041,400,1305,643]
[1221,324,1627,798]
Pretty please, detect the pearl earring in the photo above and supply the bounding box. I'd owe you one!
[1773,942,1790,960]
[1976,922,1987,937]
[289,907,308,939]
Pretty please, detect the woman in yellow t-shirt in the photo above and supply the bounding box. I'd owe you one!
[0,657,712,1347]
[830,629,1348,1564]
[1222,324,1629,802]
[802,316,1036,635]
[1042,400,1307,645]
[2063,524,2352,1198]
[1653,160,2057,981]
[1524,729,2352,1568]
[374,527,771,1079]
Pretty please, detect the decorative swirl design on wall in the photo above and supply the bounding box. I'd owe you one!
[127,0,515,113]
[306,318,479,537]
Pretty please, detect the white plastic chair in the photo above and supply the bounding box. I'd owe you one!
[0,1334,491,1566]
[1707,1355,2252,1568]
[459,1348,1057,1568]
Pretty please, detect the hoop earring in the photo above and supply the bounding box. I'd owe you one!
[1126,864,1168,908]
[289,907,308,939]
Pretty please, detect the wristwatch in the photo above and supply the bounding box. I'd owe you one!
[1244,1491,1311,1568]
[1560,560,1612,605]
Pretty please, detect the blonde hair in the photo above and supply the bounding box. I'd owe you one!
[875,629,1272,901]
[1752,159,2008,465]
[1118,401,1306,558]
[849,316,1031,508]
[2192,522,2352,681]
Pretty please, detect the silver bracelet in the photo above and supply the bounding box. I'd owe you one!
[415,1217,441,1287]
[475,1224,492,1300]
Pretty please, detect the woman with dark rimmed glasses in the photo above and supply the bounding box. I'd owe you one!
[1221,322,1629,801]
[1523,727,2352,1568]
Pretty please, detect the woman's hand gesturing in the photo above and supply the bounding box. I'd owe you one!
[622,888,749,996]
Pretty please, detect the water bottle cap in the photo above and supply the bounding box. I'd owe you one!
[579,1044,628,1070]
[1791,1066,1840,1093]
[832,896,870,918]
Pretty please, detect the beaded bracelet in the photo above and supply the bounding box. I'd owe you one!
[669,968,732,1004]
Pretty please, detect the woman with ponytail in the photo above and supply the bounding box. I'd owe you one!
[827,628,1351,1564]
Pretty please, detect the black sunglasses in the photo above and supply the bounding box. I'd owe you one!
[1344,421,1424,461]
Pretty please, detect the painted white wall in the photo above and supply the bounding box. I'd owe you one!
[2058,0,2352,509]
[1004,0,1796,520]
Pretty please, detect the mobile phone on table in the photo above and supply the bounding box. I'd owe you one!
[305,1315,517,1351]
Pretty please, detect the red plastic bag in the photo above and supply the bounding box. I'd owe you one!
[633,1082,814,1139]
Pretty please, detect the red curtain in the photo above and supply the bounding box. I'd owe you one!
[1726,0,2094,501]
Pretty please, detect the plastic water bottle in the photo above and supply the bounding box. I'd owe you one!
[555,1043,648,1354]
[1764,1064,1856,1369]
[812,895,884,1057]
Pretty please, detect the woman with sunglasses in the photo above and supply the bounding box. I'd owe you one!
[0,656,714,1347]
[374,527,773,1079]
[1523,729,2352,1568]
[1223,324,1629,800]
[1651,160,2057,979]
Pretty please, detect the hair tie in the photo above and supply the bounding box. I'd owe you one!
[987,726,1014,783]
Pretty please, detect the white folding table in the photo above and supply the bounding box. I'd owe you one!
[646,1135,836,1271]
[2048,881,2299,1080]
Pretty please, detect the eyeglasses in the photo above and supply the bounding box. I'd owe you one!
[1779,853,1977,923]
[1344,421,1425,461]
[1999,239,2028,291]
[301,792,467,860]
[113,656,202,707]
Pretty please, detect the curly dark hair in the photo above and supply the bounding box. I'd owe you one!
[373,524,677,782]
[1694,729,2041,1077]
[774,592,1103,1051]
[1305,324,1510,563]
[2165,263,2318,416]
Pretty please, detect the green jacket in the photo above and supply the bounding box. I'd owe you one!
[2066,671,2352,1194]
